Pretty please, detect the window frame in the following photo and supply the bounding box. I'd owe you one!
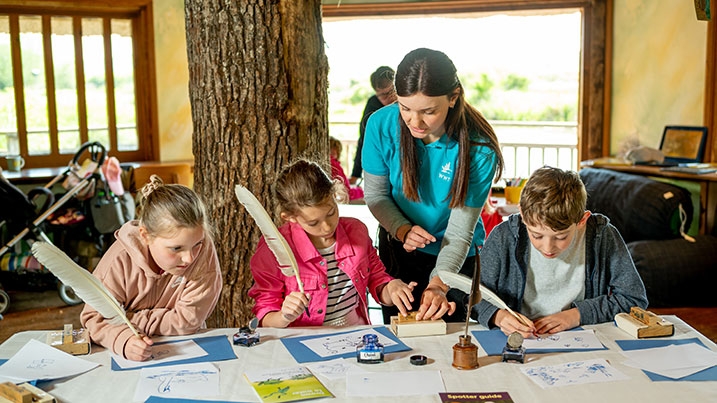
[0,0,158,168]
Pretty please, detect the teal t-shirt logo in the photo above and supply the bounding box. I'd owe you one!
[439,162,452,181]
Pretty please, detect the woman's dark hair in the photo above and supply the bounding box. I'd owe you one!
[395,48,504,207]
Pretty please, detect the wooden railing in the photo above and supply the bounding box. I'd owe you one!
[332,120,579,182]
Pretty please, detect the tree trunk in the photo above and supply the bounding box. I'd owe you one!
[184,0,328,328]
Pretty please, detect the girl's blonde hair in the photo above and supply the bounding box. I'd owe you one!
[136,175,210,238]
[274,159,347,216]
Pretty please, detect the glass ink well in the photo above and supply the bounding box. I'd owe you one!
[356,333,384,363]
[501,331,526,363]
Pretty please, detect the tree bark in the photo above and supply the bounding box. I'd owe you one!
[184,0,328,328]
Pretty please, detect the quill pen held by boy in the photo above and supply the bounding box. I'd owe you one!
[235,184,310,317]
[31,241,141,337]
[439,270,535,332]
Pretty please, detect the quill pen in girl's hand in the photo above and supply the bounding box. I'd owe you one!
[438,270,532,328]
[31,241,140,337]
[235,184,310,317]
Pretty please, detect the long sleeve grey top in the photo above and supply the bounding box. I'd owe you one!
[473,213,648,327]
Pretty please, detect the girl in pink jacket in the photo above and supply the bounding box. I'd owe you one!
[80,175,222,361]
[248,159,415,328]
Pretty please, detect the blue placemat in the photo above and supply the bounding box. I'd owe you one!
[472,328,607,356]
[111,334,236,371]
[615,337,717,381]
[280,326,411,363]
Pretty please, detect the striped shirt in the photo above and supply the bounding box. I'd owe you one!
[319,244,360,326]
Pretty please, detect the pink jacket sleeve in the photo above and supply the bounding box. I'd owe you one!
[248,237,289,323]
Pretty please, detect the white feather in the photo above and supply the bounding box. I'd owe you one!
[234,184,305,294]
[31,241,140,337]
[438,270,527,325]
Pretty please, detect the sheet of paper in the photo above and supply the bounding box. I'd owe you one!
[0,339,99,382]
[306,358,366,380]
[112,340,208,369]
[621,342,717,379]
[299,328,397,358]
[133,362,220,402]
[523,329,603,350]
[346,370,445,397]
[520,358,628,388]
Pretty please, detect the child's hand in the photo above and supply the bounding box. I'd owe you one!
[280,291,310,324]
[382,280,416,316]
[533,308,580,335]
[493,309,537,339]
[124,334,154,361]
[401,225,436,252]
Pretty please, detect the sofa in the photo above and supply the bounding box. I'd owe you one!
[579,167,717,307]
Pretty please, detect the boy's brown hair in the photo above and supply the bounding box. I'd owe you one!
[519,166,587,231]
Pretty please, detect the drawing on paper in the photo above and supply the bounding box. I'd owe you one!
[146,368,217,394]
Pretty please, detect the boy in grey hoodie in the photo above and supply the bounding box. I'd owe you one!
[471,167,648,338]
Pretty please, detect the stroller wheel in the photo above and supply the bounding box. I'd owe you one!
[0,289,9,315]
[58,282,83,306]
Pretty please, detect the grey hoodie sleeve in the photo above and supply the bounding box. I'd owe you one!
[572,221,649,324]
[363,171,411,238]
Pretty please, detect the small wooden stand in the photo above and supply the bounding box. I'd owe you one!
[452,335,479,370]
[0,382,55,403]
[615,307,674,338]
[390,312,446,338]
[45,324,91,355]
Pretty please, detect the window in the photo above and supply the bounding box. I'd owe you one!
[0,1,157,168]
[322,0,608,165]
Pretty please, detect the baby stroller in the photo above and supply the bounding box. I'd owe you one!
[0,141,109,315]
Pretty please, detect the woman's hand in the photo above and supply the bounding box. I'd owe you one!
[399,224,436,252]
[492,309,537,339]
[124,334,154,361]
[415,277,455,320]
[533,308,580,335]
[380,280,416,316]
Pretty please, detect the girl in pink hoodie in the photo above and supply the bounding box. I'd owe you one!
[80,175,222,361]
[248,159,414,328]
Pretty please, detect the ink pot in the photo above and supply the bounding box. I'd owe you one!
[356,333,384,363]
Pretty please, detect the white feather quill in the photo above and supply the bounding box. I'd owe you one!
[438,270,530,327]
[31,241,140,337]
[234,185,305,296]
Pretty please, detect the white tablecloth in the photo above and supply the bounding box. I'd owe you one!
[1,317,716,402]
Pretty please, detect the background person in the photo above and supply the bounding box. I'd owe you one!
[350,66,398,184]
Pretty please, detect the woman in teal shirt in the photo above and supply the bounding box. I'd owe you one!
[362,48,504,323]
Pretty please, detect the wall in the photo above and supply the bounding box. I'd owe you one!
[153,1,712,160]
[610,0,707,155]
[153,0,193,162]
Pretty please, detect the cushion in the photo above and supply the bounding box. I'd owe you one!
[628,235,717,307]
[579,168,693,243]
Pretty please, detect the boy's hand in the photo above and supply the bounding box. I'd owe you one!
[280,291,310,324]
[533,308,580,334]
[493,309,537,339]
[124,334,154,361]
[381,280,416,316]
[400,225,436,252]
